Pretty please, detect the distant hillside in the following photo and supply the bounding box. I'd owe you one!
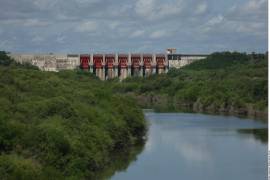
[112,52,268,120]
[182,52,250,70]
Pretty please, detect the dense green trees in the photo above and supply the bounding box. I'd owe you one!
[0,52,146,179]
[113,52,268,120]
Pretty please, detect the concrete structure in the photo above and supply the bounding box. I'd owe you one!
[167,48,176,54]
[168,54,207,69]
[9,51,208,80]
[67,54,80,69]
[105,54,116,79]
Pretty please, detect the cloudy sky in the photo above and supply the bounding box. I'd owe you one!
[0,0,267,53]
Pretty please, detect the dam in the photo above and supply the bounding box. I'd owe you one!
[9,50,207,80]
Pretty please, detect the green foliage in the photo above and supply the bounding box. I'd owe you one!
[0,155,42,180]
[183,52,249,70]
[0,53,146,179]
[0,51,38,70]
[0,51,13,66]
[115,52,268,119]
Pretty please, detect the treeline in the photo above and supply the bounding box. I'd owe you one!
[0,52,146,179]
[111,52,268,120]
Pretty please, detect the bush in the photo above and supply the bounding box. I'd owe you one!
[0,56,147,179]
[0,155,42,180]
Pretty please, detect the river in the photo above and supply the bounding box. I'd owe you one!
[110,112,267,180]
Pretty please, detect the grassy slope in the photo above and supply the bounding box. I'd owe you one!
[0,52,146,179]
[112,52,268,120]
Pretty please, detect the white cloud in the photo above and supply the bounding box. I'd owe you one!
[130,30,145,38]
[201,11,266,38]
[195,2,207,15]
[23,19,50,27]
[149,30,168,39]
[234,22,266,35]
[56,35,65,43]
[74,0,98,4]
[242,0,266,12]
[76,21,97,32]
[108,21,120,30]
[135,0,183,20]
[227,0,267,21]
[33,0,59,10]
[200,15,224,33]
[32,36,44,43]
[207,15,224,26]
[135,0,155,18]
[204,0,268,37]
[108,4,133,17]
[0,19,50,27]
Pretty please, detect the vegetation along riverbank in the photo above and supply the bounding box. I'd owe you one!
[111,52,268,121]
[0,51,147,179]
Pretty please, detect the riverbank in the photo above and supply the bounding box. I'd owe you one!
[111,52,268,122]
[134,93,268,122]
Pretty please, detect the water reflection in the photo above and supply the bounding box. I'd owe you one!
[111,113,267,180]
[96,142,145,179]
[237,128,268,144]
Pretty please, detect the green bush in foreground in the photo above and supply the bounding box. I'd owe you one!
[0,52,146,179]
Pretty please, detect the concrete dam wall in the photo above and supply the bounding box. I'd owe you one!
[9,53,207,80]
